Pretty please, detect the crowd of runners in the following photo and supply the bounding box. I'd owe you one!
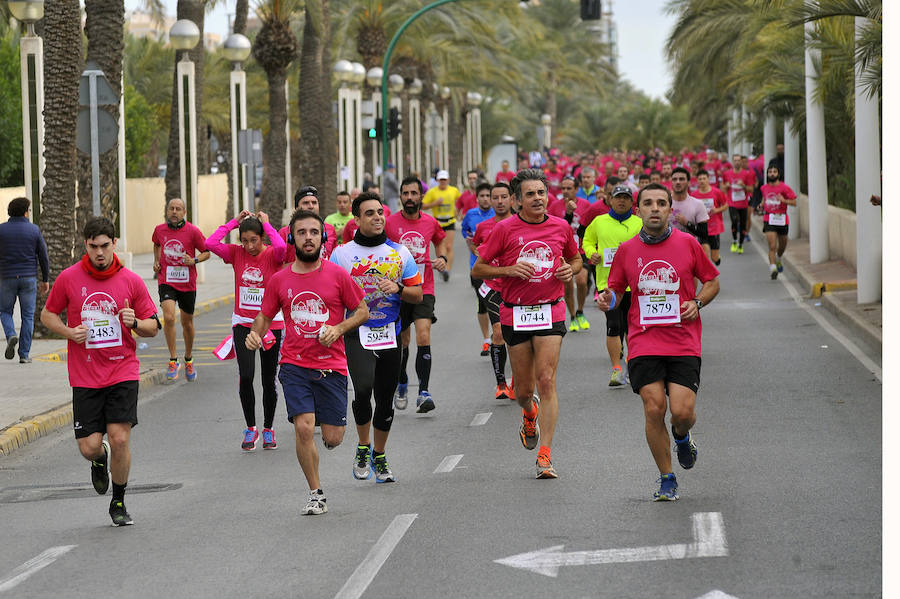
[38,144,797,524]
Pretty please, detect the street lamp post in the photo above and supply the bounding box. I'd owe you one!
[366,67,383,184]
[540,113,552,151]
[350,62,366,190]
[388,74,405,180]
[440,86,450,176]
[170,20,201,225]
[9,0,45,225]
[465,91,482,175]
[408,77,423,178]
[805,18,829,264]
[223,33,251,217]
[334,60,365,192]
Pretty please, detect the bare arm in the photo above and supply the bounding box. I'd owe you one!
[471,256,536,281]
[41,308,88,344]
[680,277,720,321]
[245,312,275,350]
[318,299,370,347]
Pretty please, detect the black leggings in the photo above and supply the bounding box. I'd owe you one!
[729,207,748,242]
[345,330,401,432]
[232,325,282,429]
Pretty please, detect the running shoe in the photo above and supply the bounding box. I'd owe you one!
[184,358,197,382]
[569,319,579,333]
[673,428,698,470]
[241,427,259,451]
[416,390,435,413]
[737,246,744,254]
[481,342,490,356]
[372,453,396,483]
[353,444,373,480]
[744,234,751,243]
[302,489,327,515]
[536,454,558,479]
[109,499,134,526]
[653,473,679,501]
[576,313,591,331]
[609,366,625,387]
[770,265,778,280]
[495,383,511,400]
[519,401,539,450]
[19,357,31,364]
[4,336,17,360]
[440,271,450,282]
[776,260,783,273]
[730,242,738,253]
[91,440,110,495]
[262,428,277,450]
[166,359,181,381]
[394,383,408,410]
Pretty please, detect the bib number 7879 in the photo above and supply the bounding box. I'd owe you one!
[638,294,681,325]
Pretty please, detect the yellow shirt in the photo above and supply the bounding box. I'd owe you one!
[422,185,461,225]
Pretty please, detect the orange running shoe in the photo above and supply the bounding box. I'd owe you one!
[495,383,510,400]
[519,401,539,450]
[536,453,558,479]
[480,342,490,356]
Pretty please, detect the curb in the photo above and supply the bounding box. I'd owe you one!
[32,293,235,363]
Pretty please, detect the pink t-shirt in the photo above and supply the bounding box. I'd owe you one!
[472,215,511,292]
[44,262,157,388]
[260,261,365,375]
[476,214,579,326]
[692,188,728,236]
[456,190,477,215]
[385,211,446,296]
[495,170,515,184]
[278,222,336,264]
[721,169,756,209]
[581,200,611,230]
[607,230,719,359]
[761,182,797,225]
[547,196,591,252]
[152,222,207,292]
[544,169,564,196]
[669,196,709,234]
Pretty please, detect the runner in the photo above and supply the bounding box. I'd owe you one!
[669,167,710,256]
[246,209,369,515]
[330,192,423,483]
[421,170,460,280]
[495,160,516,184]
[324,190,353,244]
[472,182,516,399]
[151,197,210,382]
[576,167,601,204]
[692,169,728,266]
[549,175,591,332]
[583,185,642,386]
[341,201,391,244]
[472,169,582,479]
[461,182,496,356]
[596,183,720,501]
[760,165,797,279]
[385,177,448,412]
[41,217,160,526]
[279,186,336,262]
[720,153,755,254]
[455,170,480,222]
[206,210,286,451]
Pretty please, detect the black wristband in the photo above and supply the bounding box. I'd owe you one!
[439,255,448,262]
[130,318,139,330]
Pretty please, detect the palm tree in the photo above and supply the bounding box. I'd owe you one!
[252,0,299,228]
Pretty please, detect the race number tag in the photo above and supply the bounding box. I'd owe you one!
[768,213,787,226]
[239,286,264,310]
[85,317,123,349]
[478,281,491,298]
[165,265,189,283]
[417,262,426,281]
[731,184,745,202]
[602,247,618,268]
[512,304,552,331]
[638,294,681,325]
[702,198,715,213]
[359,324,397,350]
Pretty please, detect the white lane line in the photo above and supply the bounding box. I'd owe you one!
[748,238,882,381]
[334,514,417,599]
[0,545,77,593]
[434,454,464,473]
[469,412,492,426]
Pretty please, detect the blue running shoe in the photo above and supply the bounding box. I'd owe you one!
[416,390,435,413]
[654,473,678,501]
[394,383,408,410]
[372,453,396,483]
[241,427,258,451]
[673,427,697,470]
[776,260,783,273]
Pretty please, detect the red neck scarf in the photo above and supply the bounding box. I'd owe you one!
[80,253,123,280]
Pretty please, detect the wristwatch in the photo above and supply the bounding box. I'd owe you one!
[693,299,703,310]
[396,281,404,295]
[130,318,139,330]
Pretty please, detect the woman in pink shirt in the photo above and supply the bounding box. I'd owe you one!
[207,210,287,451]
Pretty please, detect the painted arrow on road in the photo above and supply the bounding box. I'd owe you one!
[494,512,728,578]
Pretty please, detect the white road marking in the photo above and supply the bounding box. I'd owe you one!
[334,514,417,599]
[434,454,464,473]
[696,591,740,599]
[0,545,77,592]
[469,412,492,426]
[495,512,727,578]
[749,233,881,381]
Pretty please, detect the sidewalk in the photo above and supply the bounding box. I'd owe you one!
[0,252,236,456]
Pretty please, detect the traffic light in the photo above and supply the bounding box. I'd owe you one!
[369,117,382,140]
[580,0,601,20]
[388,107,401,140]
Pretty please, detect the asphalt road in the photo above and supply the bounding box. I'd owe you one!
[0,229,882,598]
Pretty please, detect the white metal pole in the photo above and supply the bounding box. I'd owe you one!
[352,87,363,191]
[118,74,128,255]
[741,104,750,156]
[230,68,247,215]
[474,108,482,170]
[88,73,101,216]
[19,29,44,224]
[784,118,801,240]
[285,80,292,213]
[854,16,882,303]
[337,86,348,191]
[805,19,829,264]
[764,113,776,171]
[441,105,449,177]
[732,107,741,158]
[373,92,381,185]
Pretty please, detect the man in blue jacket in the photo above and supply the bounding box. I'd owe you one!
[0,197,50,363]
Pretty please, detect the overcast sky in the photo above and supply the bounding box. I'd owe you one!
[124,0,677,100]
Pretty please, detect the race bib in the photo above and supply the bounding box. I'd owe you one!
[165,265,189,284]
[702,198,715,213]
[417,262,426,281]
[359,324,397,350]
[239,286,264,310]
[478,281,491,298]
[731,185,745,202]
[85,317,123,349]
[512,304,552,331]
[602,247,618,268]
[638,294,681,325]
[768,213,787,226]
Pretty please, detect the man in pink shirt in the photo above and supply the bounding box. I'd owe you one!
[760,165,798,279]
[246,210,369,515]
[669,167,710,257]
[720,153,756,254]
[455,170,480,222]
[692,169,728,266]
[549,175,591,331]
[41,217,160,526]
[495,160,516,184]
[596,183,720,501]
[279,186,336,262]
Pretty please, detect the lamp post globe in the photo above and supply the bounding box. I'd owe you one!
[223,33,252,66]
[8,0,43,25]
[333,59,354,83]
[408,78,423,96]
[388,74,405,93]
[541,113,552,126]
[170,19,201,51]
[440,86,451,100]
[350,62,366,86]
[466,91,483,107]
[366,67,383,89]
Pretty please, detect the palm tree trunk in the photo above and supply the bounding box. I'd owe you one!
[259,71,287,228]
[39,0,82,335]
[448,95,464,183]
[233,0,249,35]
[76,0,124,237]
[297,0,337,215]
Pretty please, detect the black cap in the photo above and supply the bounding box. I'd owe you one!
[296,185,318,198]
[611,185,633,199]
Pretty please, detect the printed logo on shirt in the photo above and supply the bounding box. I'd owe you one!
[637,260,681,295]
[290,291,329,335]
[241,266,264,287]
[163,239,186,264]
[399,231,427,262]
[517,241,555,281]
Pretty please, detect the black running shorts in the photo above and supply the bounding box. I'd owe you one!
[72,380,139,438]
[400,294,437,330]
[763,223,789,236]
[158,284,197,315]
[501,321,567,347]
[627,355,701,395]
